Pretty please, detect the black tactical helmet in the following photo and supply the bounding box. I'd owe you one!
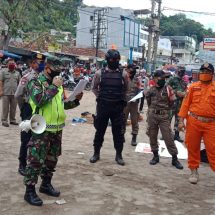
[200,63,214,73]
[105,49,121,61]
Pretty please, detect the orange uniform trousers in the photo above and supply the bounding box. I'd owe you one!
[185,115,215,171]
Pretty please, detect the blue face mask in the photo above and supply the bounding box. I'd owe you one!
[38,62,45,72]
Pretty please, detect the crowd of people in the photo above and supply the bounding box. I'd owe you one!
[0,48,214,206]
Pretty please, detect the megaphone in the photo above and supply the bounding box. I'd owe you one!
[19,114,46,134]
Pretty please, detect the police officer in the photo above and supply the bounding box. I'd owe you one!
[15,53,45,176]
[145,70,183,169]
[90,49,128,165]
[124,64,142,146]
[23,57,83,206]
[168,66,187,142]
[178,63,215,184]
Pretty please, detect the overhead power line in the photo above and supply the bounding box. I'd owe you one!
[163,7,215,16]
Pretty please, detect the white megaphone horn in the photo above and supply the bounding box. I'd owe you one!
[19,114,46,134]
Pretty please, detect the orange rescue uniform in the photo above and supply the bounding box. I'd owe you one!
[178,81,215,171]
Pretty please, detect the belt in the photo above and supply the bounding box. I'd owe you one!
[189,112,215,123]
[149,109,169,115]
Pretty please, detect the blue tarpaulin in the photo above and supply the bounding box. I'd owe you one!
[0,50,22,59]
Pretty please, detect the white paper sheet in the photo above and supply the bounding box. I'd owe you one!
[65,79,88,102]
[135,140,188,160]
[129,90,144,102]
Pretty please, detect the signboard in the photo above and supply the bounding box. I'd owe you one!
[48,44,62,52]
[203,37,215,50]
[123,17,140,48]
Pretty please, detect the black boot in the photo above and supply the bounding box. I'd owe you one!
[90,146,100,163]
[115,153,125,166]
[18,163,26,176]
[149,151,159,165]
[131,134,137,146]
[172,155,183,170]
[24,185,43,206]
[39,177,60,197]
[174,131,183,143]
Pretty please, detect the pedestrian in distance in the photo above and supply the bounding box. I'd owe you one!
[124,64,142,146]
[0,58,20,127]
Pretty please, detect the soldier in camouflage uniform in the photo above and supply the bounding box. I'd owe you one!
[145,70,183,170]
[168,66,187,142]
[23,58,83,206]
[15,53,45,176]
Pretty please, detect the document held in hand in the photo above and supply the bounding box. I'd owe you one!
[129,90,144,102]
[65,79,88,102]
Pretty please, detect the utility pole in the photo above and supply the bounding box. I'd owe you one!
[146,0,156,72]
[95,11,101,58]
[92,8,108,59]
[142,44,145,67]
[152,0,162,70]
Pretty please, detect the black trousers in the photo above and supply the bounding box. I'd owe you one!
[18,103,32,166]
[93,100,126,153]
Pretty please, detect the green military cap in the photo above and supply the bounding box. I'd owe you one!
[45,57,63,72]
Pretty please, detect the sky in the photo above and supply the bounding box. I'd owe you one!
[83,0,215,31]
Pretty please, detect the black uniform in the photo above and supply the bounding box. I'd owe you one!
[90,49,128,165]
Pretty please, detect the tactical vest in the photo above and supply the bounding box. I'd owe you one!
[98,69,124,102]
[30,81,66,132]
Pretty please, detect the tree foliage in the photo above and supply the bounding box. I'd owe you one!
[0,0,83,49]
[160,13,215,43]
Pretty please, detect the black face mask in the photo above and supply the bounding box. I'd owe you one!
[49,70,60,79]
[157,79,166,87]
[178,71,185,78]
[107,59,119,70]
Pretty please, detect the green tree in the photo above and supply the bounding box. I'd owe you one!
[0,0,83,49]
[160,13,215,43]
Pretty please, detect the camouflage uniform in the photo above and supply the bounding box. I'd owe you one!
[24,73,79,186]
[168,76,187,131]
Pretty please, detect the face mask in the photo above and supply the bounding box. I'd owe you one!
[49,70,60,79]
[38,62,45,73]
[157,79,166,87]
[107,59,119,70]
[199,73,213,82]
[178,71,185,78]
[8,64,16,71]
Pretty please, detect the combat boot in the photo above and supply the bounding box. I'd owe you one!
[131,134,137,146]
[174,131,184,143]
[172,155,183,169]
[115,153,125,166]
[189,169,199,184]
[90,146,100,163]
[18,163,26,176]
[149,151,159,165]
[24,185,43,206]
[39,177,60,197]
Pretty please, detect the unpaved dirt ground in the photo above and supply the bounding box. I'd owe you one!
[0,91,214,215]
